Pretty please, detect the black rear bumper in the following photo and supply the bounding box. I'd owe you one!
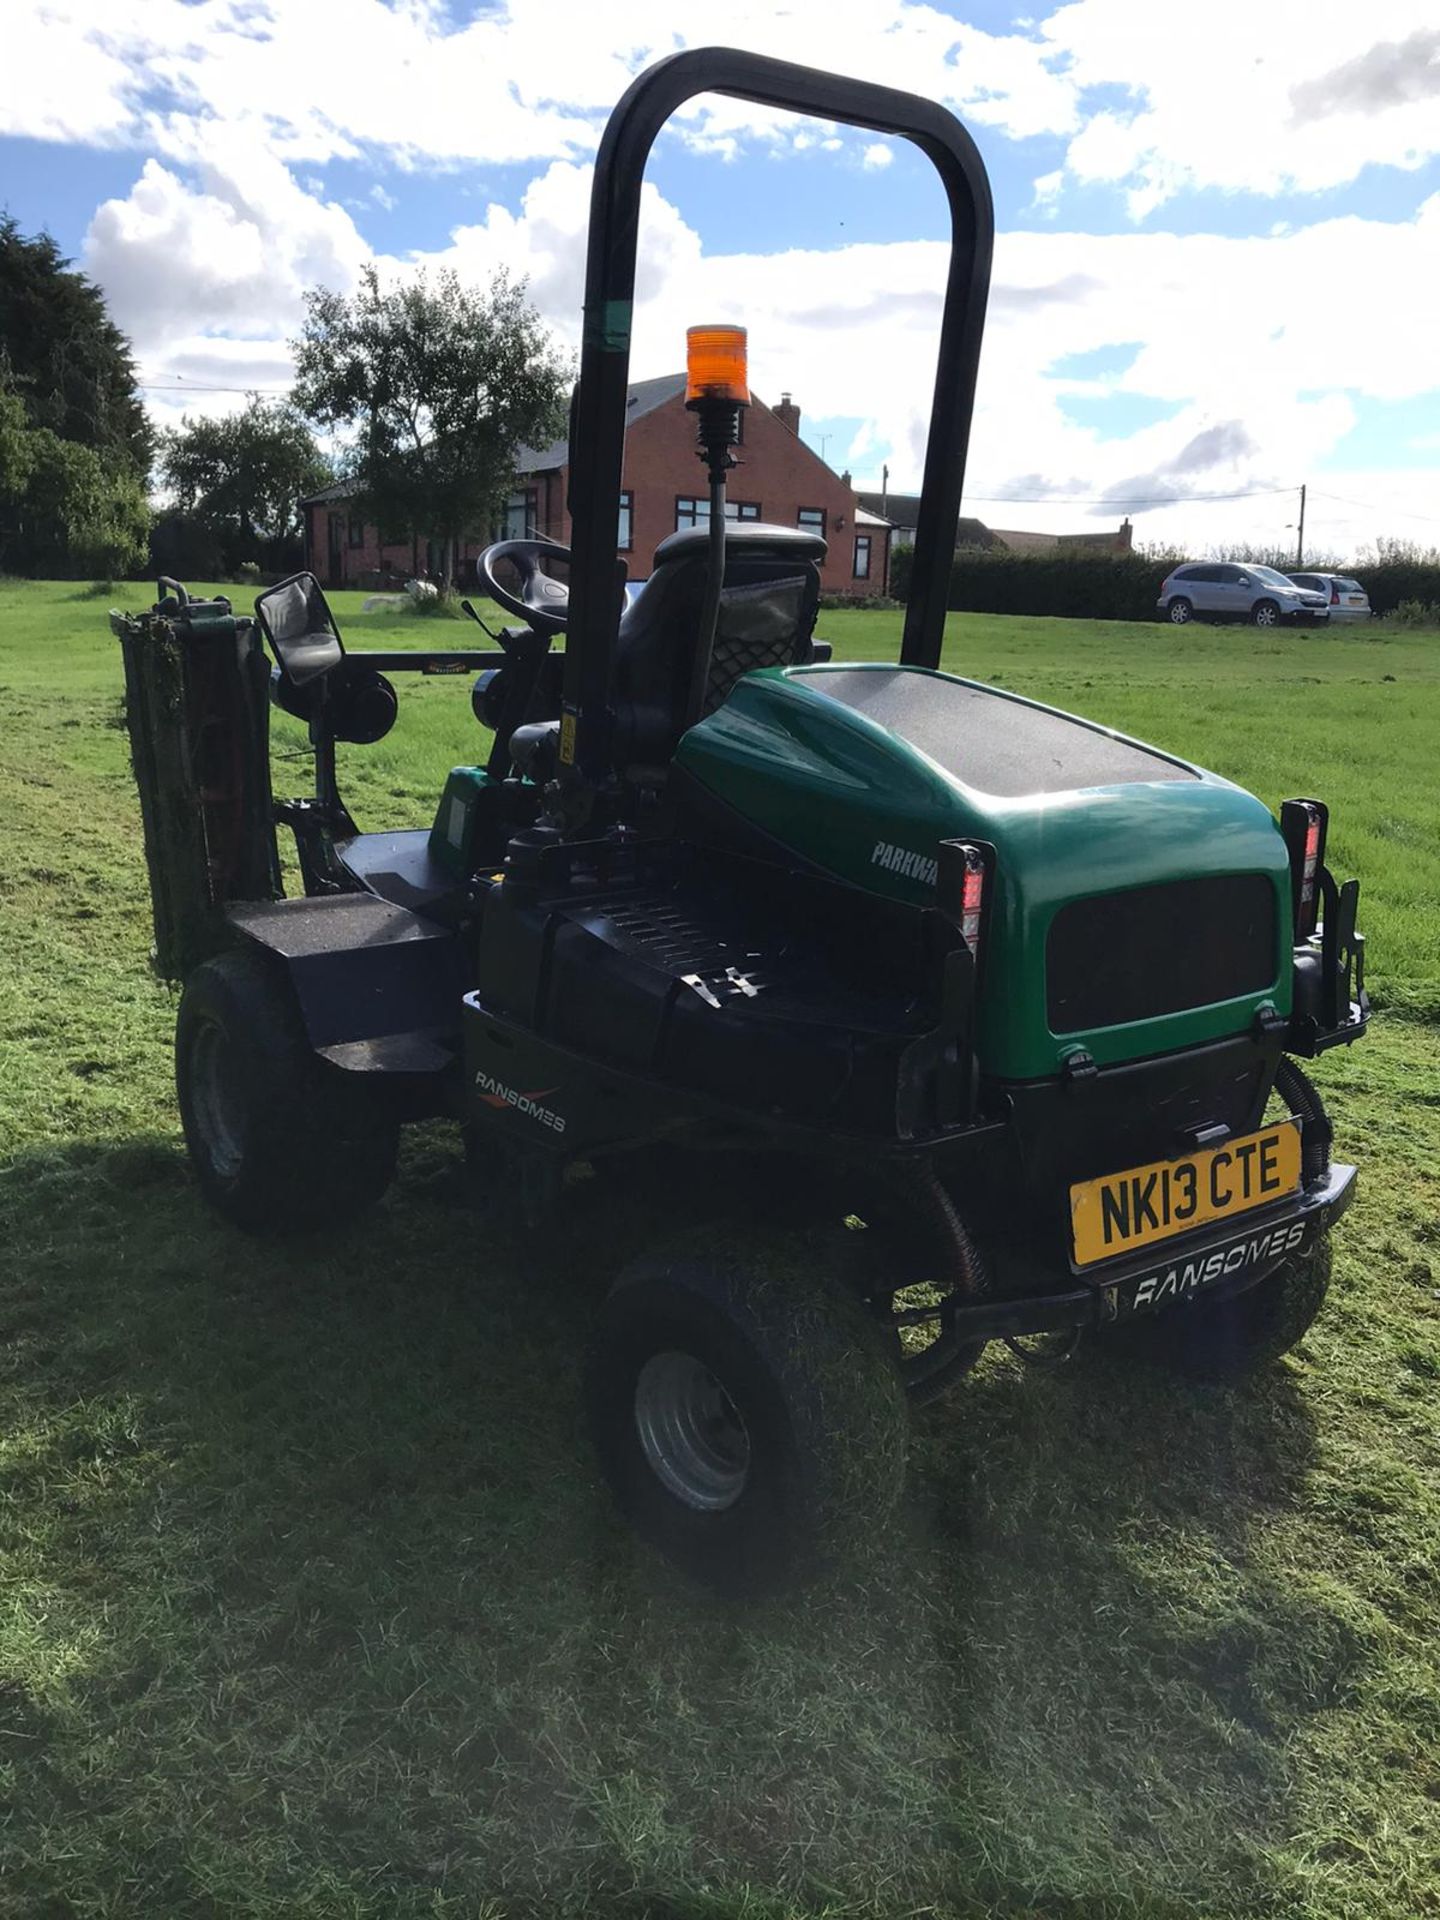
[947,1159,1356,1343]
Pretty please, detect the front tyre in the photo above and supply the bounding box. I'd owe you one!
[1116,1241,1331,1380]
[176,947,399,1233]
[585,1233,909,1597]
[1252,598,1281,628]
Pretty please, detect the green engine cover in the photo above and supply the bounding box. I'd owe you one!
[674,663,1293,1081]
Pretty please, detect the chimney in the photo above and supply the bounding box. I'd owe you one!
[840,470,852,489]
[774,391,800,436]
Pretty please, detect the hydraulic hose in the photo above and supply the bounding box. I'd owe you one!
[1274,1056,1333,1186]
[880,1159,990,1402]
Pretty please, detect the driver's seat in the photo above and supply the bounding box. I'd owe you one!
[609,522,825,767]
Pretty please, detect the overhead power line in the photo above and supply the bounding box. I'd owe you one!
[960,485,1298,507]
[1308,488,1440,529]
[138,380,292,395]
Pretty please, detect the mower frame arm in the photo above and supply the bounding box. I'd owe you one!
[562,46,995,779]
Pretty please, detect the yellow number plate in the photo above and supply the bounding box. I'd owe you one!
[1070,1117,1302,1268]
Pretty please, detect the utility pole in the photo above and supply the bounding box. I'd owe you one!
[1296,483,1306,568]
[881,462,889,518]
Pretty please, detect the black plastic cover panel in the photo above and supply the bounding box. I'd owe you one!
[800,667,1196,795]
[226,893,464,1056]
[1047,873,1277,1034]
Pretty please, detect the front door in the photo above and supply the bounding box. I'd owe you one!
[327,513,345,588]
[1212,564,1249,617]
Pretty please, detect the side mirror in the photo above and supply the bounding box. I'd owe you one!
[255,572,344,686]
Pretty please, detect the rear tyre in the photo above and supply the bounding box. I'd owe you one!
[1167,597,1193,625]
[585,1232,909,1597]
[176,946,399,1233]
[1252,599,1281,628]
[1113,1241,1331,1380]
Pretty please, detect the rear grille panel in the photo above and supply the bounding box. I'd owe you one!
[1047,874,1277,1034]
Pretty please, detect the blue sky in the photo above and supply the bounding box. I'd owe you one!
[4,0,1438,555]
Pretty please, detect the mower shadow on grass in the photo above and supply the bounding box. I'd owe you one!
[0,1129,1353,1914]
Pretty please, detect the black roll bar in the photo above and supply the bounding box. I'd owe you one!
[561,46,995,779]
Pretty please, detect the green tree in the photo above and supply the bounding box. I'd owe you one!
[0,379,35,504]
[21,428,149,578]
[0,216,151,477]
[291,264,569,586]
[158,396,331,570]
[0,371,149,578]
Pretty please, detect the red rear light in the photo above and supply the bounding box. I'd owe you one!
[1330,583,1339,604]
[938,839,994,962]
[1280,798,1328,940]
[960,855,985,950]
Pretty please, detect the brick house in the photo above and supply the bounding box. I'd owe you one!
[301,375,892,597]
[857,489,1133,556]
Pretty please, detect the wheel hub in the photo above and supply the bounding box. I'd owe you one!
[633,1350,751,1511]
[189,1018,245,1178]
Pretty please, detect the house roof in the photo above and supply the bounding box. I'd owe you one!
[856,490,994,547]
[298,478,357,507]
[514,371,689,474]
[990,528,1060,553]
[854,505,891,527]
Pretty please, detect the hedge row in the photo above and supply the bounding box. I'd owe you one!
[887,545,1440,621]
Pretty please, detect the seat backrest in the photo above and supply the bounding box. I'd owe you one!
[255,571,345,686]
[611,523,824,765]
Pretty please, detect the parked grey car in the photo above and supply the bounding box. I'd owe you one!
[1156,563,1330,627]
[1287,571,1372,623]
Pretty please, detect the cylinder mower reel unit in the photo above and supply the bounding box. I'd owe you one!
[115,46,1369,1602]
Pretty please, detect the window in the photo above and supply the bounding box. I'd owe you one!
[675,497,761,530]
[617,490,634,551]
[501,489,536,540]
[347,515,365,549]
[798,507,826,535]
[853,533,872,580]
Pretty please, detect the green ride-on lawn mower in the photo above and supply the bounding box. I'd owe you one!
[115,49,1368,1597]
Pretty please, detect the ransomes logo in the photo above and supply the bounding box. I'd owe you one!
[1132,1219,1306,1311]
[870,840,938,887]
[473,1071,566,1134]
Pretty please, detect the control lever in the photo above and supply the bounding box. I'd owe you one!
[460,598,506,646]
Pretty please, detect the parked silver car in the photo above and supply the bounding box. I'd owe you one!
[1156,563,1330,627]
[1287,571,1372,623]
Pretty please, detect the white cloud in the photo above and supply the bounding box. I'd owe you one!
[83,123,1440,553]
[15,0,1440,223]
[1,0,1077,171]
[87,139,370,365]
[50,0,1437,558]
[1040,0,1440,214]
[1030,168,1064,215]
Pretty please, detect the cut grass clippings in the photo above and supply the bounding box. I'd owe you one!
[0,577,1437,1918]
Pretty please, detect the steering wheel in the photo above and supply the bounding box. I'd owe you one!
[476,539,571,636]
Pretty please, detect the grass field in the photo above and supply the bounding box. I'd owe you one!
[1,576,1438,1918]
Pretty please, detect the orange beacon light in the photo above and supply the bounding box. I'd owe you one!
[685,324,750,407]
